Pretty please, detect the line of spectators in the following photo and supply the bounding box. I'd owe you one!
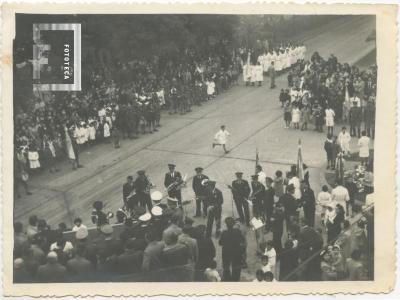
[14,48,242,183]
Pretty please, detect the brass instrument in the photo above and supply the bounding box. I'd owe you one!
[166,174,187,192]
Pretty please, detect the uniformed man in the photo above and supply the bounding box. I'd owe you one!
[122,176,135,205]
[250,175,265,220]
[134,170,153,212]
[230,172,251,225]
[150,191,168,210]
[192,167,209,217]
[164,164,183,205]
[205,181,223,238]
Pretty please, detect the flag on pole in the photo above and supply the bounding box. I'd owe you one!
[255,148,259,175]
[297,139,304,181]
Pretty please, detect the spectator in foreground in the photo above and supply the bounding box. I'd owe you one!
[219,217,244,282]
[36,251,67,283]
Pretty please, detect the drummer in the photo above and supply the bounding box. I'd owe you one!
[151,190,168,210]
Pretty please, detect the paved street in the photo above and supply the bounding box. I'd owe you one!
[14,15,375,280]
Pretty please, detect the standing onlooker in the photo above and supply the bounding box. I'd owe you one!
[325,106,335,135]
[283,101,292,129]
[364,100,375,139]
[338,126,351,156]
[273,170,285,198]
[358,130,370,165]
[300,181,316,227]
[331,180,351,216]
[219,217,244,282]
[324,133,334,170]
[268,61,276,89]
[291,104,301,130]
[349,101,362,138]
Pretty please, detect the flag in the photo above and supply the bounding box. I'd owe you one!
[297,139,304,181]
[255,148,259,175]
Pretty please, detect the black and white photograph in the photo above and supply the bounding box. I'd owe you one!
[2,3,397,296]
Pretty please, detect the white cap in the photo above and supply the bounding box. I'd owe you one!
[151,206,163,216]
[139,213,152,222]
[151,191,163,202]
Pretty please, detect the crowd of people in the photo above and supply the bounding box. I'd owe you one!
[13,35,375,283]
[14,47,242,187]
[14,158,374,283]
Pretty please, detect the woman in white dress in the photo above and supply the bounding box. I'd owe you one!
[64,127,77,169]
[325,106,336,135]
[103,121,111,142]
[28,144,41,170]
[358,130,370,165]
[291,104,301,129]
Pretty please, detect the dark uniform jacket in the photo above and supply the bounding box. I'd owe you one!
[123,182,135,203]
[251,181,265,202]
[231,179,251,200]
[192,174,209,196]
[349,106,362,125]
[280,193,298,218]
[164,171,182,191]
[209,188,223,207]
[219,228,244,259]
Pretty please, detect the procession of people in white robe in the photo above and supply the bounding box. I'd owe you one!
[242,44,307,85]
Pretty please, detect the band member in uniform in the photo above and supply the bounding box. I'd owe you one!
[192,167,209,217]
[206,181,223,238]
[134,170,154,212]
[164,163,183,205]
[122,176,135,205]
[250,174,265,220]
[230,172,251,225]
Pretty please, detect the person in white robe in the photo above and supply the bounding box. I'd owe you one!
[212,125,230,154]
[264,52,272,72]
[274,51,282,72]
[338,126,351,156]
[242,64,251,86]
[254,62,264,86]
[250,65,257,86]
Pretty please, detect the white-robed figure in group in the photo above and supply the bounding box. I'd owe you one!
[274,50,283,73]
[212,125,230,154]
[254,62,264,86]
[242,64,252,86]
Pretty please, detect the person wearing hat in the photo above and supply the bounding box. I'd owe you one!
[122,175,135,205]
[164,163,183,206]
[218,217,245,281]
[134,170,153,212]
[230,171,251,225]
[250,174,265,220]
[36,251,67,283]
[192,167,209,217]
[205,181,224,238]
[95,224,124,263]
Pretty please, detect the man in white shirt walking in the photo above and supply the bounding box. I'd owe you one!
[213,125,230,154]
